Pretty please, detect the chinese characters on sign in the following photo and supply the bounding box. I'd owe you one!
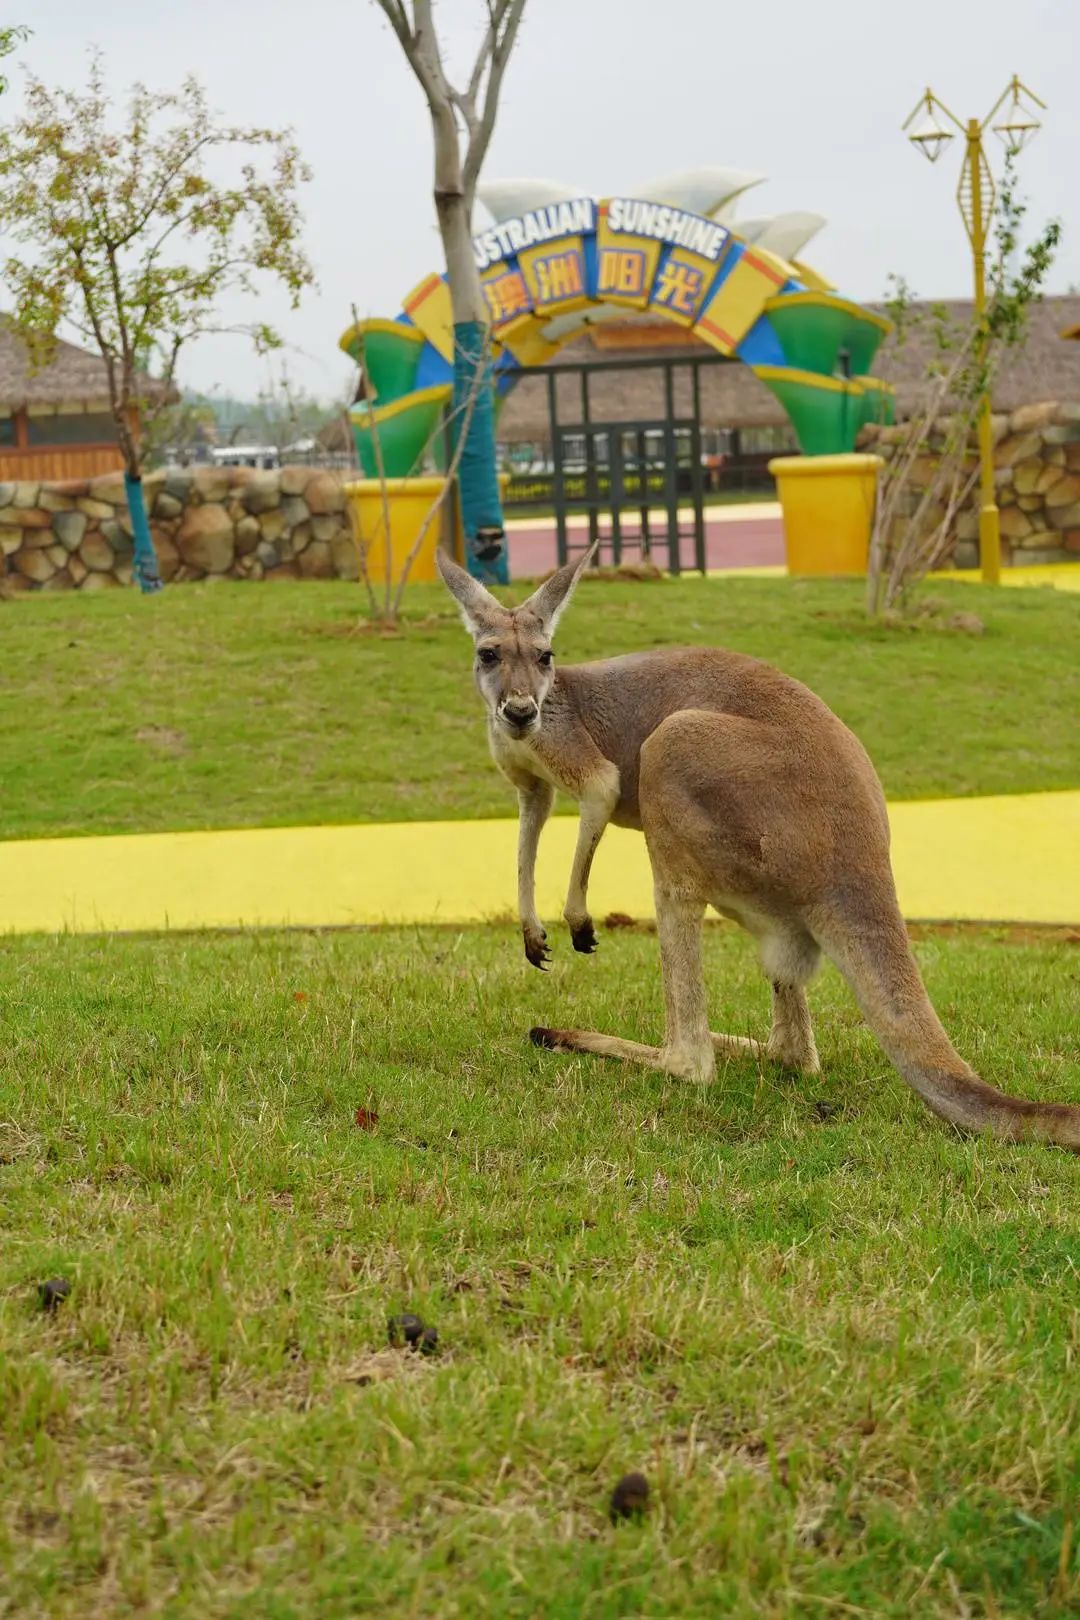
[482,270,531,324]
[530,249,584,307]
[474,195,788,359]
[653,259,705,316]
[477,196,734,333]
[597,249,647,300]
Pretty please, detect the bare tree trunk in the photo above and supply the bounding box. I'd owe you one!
[374,0,526,585]
[425,85,481,317]
[113,384,164,594]
[435,184,487,326]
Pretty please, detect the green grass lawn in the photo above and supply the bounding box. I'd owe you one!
[0,576,1076,841]
[2,924,1078,1616]
[1,576,1078,1614]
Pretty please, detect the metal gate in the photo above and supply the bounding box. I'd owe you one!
[543,355,713,574]
[552,418,705,573]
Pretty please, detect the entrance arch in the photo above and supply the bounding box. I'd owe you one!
[340,171,894,503]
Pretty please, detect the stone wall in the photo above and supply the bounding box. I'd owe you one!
[0,466,360,592]
[861,401,1080,568]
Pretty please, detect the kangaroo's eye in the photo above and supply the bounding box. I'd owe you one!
[477,647,499,666]
[538,650,553,667]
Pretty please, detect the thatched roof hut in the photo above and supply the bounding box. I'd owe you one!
[496,294,1080,447]
[0,322,173,481]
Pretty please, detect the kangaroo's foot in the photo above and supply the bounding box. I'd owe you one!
[765,1033,820,1073]
[564,912,597,954]
[530,1026,714,1083]
[523,924,551,971]
[765,982,820,1073]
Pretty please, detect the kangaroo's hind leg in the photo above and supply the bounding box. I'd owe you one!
[759,930,821,1073]
[530,884,716,1082]
[645,710,825,1074]
[707,937,820,1072]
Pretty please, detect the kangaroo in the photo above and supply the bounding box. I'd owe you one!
[437,545,1080,1151]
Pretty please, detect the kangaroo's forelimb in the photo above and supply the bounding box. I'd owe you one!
[515,776,555,969]
[562,764,620,954]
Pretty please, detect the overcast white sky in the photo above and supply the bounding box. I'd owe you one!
[9,0,1079,401]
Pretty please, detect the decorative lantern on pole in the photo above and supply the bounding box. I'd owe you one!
[902,77,1046,584]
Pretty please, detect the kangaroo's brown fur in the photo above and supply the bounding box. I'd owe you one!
[438,547,1080,1151]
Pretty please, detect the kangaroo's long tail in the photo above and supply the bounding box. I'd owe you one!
[817,900,1080,1152]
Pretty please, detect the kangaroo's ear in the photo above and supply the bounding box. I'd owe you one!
[519,542,596,637]
[437,548,504,636]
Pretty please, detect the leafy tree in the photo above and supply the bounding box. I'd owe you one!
[373,0,527,583]
[0,54,314,591]
[0,24,28,90]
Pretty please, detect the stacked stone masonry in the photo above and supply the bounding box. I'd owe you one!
[861,401,1080,568]
[0,466,360,591]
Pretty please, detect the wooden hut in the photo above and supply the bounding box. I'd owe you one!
[0,322,171,482]
[495,294,1080,451]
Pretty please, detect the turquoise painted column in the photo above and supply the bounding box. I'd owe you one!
[452,321,508,584]
[124,473,164,594]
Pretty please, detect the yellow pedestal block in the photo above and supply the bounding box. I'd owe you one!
[343,476,462,585]
[769,453,883,576]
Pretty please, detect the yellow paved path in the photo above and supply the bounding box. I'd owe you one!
[0,791,1076,935]
[707,563,1080,589]
[934,562,1080,592]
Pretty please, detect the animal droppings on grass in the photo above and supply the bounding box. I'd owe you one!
[610,1472,650,1524]
[387,1312,426,1349]
[354,1107,379,1131]
[812,1100,842,1121]
[37,1277,71,1312]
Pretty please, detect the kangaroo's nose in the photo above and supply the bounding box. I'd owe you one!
[502,698,538,727]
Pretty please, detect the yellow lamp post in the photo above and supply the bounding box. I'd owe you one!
[902,76,1046,583]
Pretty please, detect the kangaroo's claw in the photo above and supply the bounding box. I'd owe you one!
[524,929,551,970]
[570,919,597,955]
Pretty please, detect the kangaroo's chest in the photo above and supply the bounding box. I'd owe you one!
[491,731,583,798]
[490,726,644,830]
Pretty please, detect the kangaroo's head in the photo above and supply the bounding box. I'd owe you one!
[437,546,593,740]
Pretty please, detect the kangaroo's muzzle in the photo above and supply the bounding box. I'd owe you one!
[499,697,540,735]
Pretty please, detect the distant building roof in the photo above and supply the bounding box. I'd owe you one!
[0,321,173,412]
[875,294,1080,416]
[496,294,1080,442]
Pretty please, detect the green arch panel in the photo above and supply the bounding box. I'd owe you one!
[342,318,426,405]
[753,367,870,456]
[350,384,451,479]
[764,292,891,378]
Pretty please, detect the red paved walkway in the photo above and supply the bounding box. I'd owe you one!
[507,511,784,576]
